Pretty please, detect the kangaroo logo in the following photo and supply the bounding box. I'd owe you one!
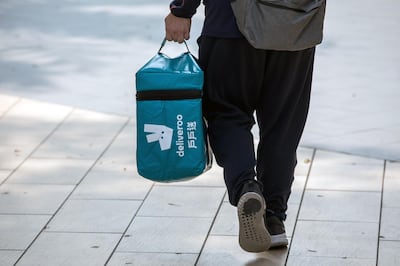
[144,124,173,151]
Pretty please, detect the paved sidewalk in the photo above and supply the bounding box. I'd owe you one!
[1,1,400,265]
[1,93,400,266]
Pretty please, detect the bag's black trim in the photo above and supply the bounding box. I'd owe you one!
[257,0,323,12]
[136,89,202,101]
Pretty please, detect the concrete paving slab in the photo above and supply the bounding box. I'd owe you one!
[0,250,24,266]
[33,109,128,159]
[0,170,11,183]
[197,235,288,266]
[45,199,140,233]
[0,94,19,117]
[288,175,307,205]
[383,161,400,208]
[299,190,381,222]
[286,256,375,266]
[378,241,400,266]
[71,169,153,200]
[0,98,71,153]
[0,122,54,147]
[0,214,51,250]
[307,150,384,191]
[17,232,121,266]
[137,186,225,218]
[0,98,71,123]
[285,203,300,238]
[289,220,378,259]
[0,145,35,170]
[223,192,230,202]
[117,216,213,253]
[210,202,237,236]
[47,109,128,138]
[0,184,74,214]
[312,149,384,166]
[33,134,117,159]
[91,156,137,177]
[295,147,314,176]
[92,119,136,172]
[380,207,400,241]
[7,158,94,185]
[107,252,198,266]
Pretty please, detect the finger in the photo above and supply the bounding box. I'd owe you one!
[171,32,184,43]
[184,31,190,40]
[178,32,186,43]
[171,32,177,42]
[177,36,184,43]
[165,32,173,41]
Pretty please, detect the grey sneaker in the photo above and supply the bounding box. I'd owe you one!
[237,181,271,252]
[265,215,289,248]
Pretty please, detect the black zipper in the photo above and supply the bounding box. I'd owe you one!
[136,89,202,101]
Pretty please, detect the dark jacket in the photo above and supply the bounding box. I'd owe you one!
[170,0,242,38]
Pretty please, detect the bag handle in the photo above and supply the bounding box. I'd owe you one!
[158,38,190,54]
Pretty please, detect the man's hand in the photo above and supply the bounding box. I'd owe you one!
[165,13,191,43]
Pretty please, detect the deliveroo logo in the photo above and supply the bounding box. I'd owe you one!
[144,124,173,151]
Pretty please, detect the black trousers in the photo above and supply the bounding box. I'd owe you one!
[198,37,315,220]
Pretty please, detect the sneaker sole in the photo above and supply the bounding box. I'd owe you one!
[270,233,289,248]
[237,192,271,252]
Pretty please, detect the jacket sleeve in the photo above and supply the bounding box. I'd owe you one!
[170,0,201,18]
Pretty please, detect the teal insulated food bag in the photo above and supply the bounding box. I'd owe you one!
[135,40,212,182]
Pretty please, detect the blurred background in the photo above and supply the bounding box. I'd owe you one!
[0,0,399,160]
